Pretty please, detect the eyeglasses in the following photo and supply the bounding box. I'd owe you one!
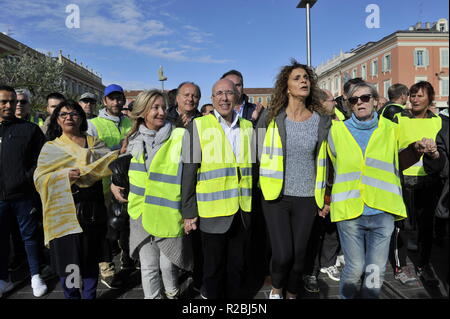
[348,94,372,105]
[17,99,29,104]
[58,112,80,119]
[213,91,235,98]
[0,99,16,105]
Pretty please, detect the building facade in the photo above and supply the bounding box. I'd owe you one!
[0,32,104,99]
[316,18,449,108]
[244,88,273,107]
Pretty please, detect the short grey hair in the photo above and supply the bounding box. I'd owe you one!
[176,81,201,99]
[15,88,32,100]
[347,82,379,100]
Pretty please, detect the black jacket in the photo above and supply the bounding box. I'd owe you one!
[0,118,46,200]
[166,106,202,127]
[423,115,449,219]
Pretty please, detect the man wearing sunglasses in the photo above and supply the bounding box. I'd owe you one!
[14,89,45,127]
[79,92,98,119]
[0,85,48,298]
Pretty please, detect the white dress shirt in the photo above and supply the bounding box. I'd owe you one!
[214,109,240,160]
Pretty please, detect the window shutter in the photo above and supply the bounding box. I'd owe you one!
[414,50,418,66]
[424,49,429,66]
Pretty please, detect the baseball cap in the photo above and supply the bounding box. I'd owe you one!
[79,92,97,101]
[104,84,124,97]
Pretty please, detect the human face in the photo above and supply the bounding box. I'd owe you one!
[15,93,31,118]
[56,106,82,134]
[287,68,311,99]
[410,88,429,115]
[0,90,17,121]
[104,92,125,116]
[176,84,200,114]
[224,74,243,104]
[322,91,336,115]
[349,87,375,121]
[202,105,214,116]
[144,96,166,131]
[212,79,237,121]
[47,98,63,116]
[79,99,96,115]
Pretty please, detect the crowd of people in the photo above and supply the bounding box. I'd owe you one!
[0,60,448,299]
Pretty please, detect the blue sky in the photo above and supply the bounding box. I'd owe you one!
[1,0,448,106]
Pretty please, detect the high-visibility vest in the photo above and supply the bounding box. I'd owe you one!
[28,114,44,127]
[327,120,407,222]
[90,116,132,149]
[259,119,328,207]
[335,108,346,121]
[127,128,185,238]
[194,114,253,218]
[396,114,442,176]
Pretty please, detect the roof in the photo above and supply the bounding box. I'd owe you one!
[244,88,273,94]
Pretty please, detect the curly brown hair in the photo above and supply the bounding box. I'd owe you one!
[267,59,323,124]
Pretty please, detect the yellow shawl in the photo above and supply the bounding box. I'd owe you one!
[34,134,119,245]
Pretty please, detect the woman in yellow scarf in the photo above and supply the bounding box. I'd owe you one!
[34,100,118,299]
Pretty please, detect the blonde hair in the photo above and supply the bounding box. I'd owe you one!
[127,89,168,137]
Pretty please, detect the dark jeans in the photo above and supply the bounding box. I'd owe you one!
[201,213,248,299]
[0,198,41,280]
[60,267,99,299]
[262,195,317,294]
[305,214,340,277]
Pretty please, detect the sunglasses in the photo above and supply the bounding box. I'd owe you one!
[17,99,29,104]
[58,112,80,119]
[348,94,372,105]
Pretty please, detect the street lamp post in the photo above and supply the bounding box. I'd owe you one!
[297,0,317,67]
[158,65,168,91]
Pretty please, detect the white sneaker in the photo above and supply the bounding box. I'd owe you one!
[269,289,283,299]
[335,255,345,267]
[31,274,47,297]
[320,265,341,281]
[0,279,15,298]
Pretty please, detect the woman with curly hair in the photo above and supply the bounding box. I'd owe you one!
[256,59,332,299]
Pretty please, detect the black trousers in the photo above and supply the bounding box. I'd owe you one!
[305,214,340,277]
[262,195,317,293]
[201,213,248,299]
[403,183,440,266]
[389,223,408,270]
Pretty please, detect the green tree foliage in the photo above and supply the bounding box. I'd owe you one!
[0,44,66,112]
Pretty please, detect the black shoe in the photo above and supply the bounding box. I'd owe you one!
[303,275,320,293]
[101,275,123,289]
[416,264,439,287]
[8,256,26,272]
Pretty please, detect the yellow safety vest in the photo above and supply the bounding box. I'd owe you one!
[335,108,346,121]
[396,114,442,176]
[127,128,185,238]
[259,119,328,207]
[90,116,132,149]
[194,114,253,218]
[327,120,407,222]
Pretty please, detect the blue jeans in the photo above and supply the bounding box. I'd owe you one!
[0,198,41,280]
[337,213,395,299]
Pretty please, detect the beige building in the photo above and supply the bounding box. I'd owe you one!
[244,88,273,107]
[316,18,449,108]
[0,32,104,98]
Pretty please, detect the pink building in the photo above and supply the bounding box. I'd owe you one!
[317,18,449,108]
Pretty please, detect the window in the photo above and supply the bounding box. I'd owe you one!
[267,96,271,103]
[441,48,449,68]
[361,64,367,80]
[249,97,254,103]
[257,97,262,103]
[334,76,339,90]
[371,59,378,76]
[414,48,429,67]
[440,77,449,97]
[415,76,427,83]
[383,79,391,99]
[382,54,391,72]
[352,68,357,79]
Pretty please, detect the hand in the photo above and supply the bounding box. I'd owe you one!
[68,169,81,182]
[318,204,330,218]
[251,102,264,121]
[111,183,128,203]
[183,217,198,234]
[120,138,129,154]
[414,138,436,155]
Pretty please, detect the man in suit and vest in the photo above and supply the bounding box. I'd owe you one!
[181,78,254,299]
